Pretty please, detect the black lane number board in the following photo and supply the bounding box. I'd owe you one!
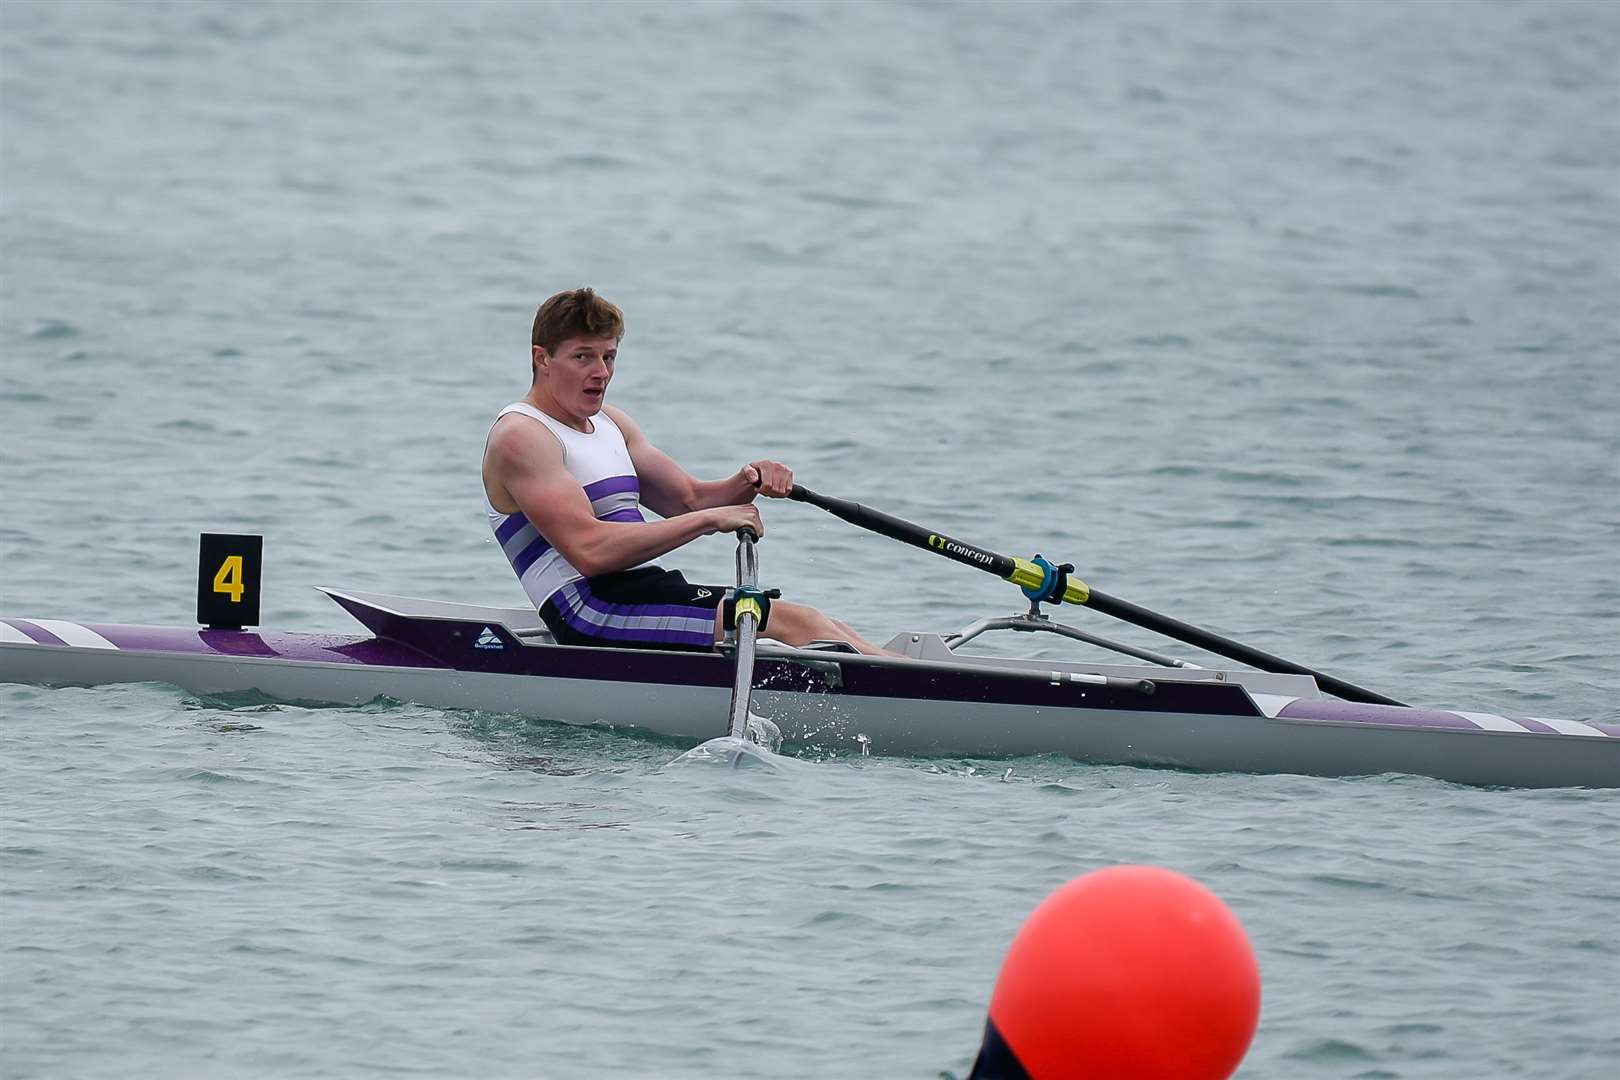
[197,533,263,629]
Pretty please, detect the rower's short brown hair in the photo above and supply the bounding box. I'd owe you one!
[531,288,624,353]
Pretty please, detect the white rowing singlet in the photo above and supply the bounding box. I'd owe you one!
[483,402,655,608]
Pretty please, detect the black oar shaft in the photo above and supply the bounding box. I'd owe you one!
[1083,589,1404,707]
[788,484,1406,708]
[788,487,1017,578]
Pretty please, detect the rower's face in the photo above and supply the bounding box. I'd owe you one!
[535,334,618,416]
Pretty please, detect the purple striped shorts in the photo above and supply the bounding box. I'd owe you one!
[539,568,726,652]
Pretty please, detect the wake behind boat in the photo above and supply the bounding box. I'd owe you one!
[1,526,1614,789]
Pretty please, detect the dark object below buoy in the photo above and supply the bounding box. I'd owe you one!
[969,865,1260,1080]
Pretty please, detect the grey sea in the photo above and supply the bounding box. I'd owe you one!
[2,2,1617,1077]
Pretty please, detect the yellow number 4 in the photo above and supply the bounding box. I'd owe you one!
[213,555,245,603]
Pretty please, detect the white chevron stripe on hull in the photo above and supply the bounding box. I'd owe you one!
[1527,716,1608,738]
[26,620,120,650]
[0,621,36,645]
[1454,711,1532,734]
[1247,693,1299,719]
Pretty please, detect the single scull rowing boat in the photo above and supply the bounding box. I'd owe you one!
[1,584,1614,789]
[2,489,1614,787]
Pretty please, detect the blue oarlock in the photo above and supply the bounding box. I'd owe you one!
[1020,554,1073,605]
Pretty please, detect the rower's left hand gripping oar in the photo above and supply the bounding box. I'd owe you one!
[723,527,780,743]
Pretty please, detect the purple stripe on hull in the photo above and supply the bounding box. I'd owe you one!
[1591,721,1620,738]
[79,624,445,669]
[582,475,639,501]
[1278,699,1478,731]
[198,629,282,658]
[1500,716,1560,735]
[495,513,530,544]
[34,614,1256,716]
[5,619,67,646]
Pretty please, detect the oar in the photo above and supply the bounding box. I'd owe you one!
[725,527,766,741]
[787,485,1406,707]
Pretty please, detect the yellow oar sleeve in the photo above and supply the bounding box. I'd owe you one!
[1008,558,1046,593]
[1008,558,1092,606]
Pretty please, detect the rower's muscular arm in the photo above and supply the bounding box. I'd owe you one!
[606,405,788,515]
[484,418,753,578]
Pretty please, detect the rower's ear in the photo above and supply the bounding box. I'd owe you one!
[531,345,548,380]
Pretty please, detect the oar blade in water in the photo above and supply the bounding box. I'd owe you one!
[669,713,784,768]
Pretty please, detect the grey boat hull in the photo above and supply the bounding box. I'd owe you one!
[2,589,1615,788]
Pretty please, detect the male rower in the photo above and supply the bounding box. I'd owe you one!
[481,287,890,655]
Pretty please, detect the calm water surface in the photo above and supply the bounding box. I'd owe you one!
[2,2,1617,1077]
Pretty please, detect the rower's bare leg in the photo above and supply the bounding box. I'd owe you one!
[827,616,881,651]
[714,600,897,657]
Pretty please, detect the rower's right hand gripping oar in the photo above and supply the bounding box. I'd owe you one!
[787,484,1406,707]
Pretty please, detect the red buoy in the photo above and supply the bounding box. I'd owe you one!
[969,866,1260,1080]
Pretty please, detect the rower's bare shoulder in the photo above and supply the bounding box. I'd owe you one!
[601,404,645,441]
[487,414,564,473]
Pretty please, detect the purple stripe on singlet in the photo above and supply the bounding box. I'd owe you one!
[582,475,639,501]
[511,533,553,577]
[598,508,647,523]
[495,512,531,544]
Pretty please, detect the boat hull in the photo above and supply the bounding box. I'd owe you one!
[3,601,1615,789]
